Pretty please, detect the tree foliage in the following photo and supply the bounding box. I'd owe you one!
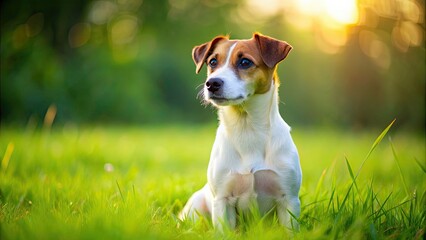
[1,0,424,129]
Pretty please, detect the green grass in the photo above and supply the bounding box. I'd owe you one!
[1,123,425,239]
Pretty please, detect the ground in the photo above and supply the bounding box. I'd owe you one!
[0,123,425,239]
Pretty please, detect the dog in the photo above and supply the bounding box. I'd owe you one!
[179,33,302,231]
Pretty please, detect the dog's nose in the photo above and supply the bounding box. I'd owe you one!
[206,78,223,93]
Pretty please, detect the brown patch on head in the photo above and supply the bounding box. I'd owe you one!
[219,34,292,94]
[192,36,229,74]
[228,39,275,94]
[192,33,293,94]
[205,40,237,75]
[253,33,292,69]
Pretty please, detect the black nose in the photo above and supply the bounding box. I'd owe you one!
[206,78,223,93]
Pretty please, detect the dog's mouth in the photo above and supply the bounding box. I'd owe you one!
[210,96,244,101]
[209,95,245,105]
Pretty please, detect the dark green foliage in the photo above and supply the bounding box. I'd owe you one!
[1,0,424,129]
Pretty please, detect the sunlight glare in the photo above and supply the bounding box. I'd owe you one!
[243,0,359,28]
[295,0,322,15]
[292,0,359,26]
[245,0,283,17]
[325,0,359,25]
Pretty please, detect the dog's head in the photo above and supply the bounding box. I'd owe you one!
[192,33,292,106]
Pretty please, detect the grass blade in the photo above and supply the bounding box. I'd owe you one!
[389,138,409,196]
[365,119,396,161]
[414,157,426,173]
[355,119,396,180]
[287,209,300,230]
[372,191,393,221]
[116,180,125,203]
[374,198,412,220]
[1,142,14,173]
[133,184,136,198]
[327,187,335,212]
[337,184,353,216]
[314,168,327,202]
[345,156,358,191]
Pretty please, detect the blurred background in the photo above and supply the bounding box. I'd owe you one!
[1,0,425,130]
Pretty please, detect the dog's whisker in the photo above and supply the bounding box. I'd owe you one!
[195,85,210,107]
[195,84,204,99]
[195,83,204,91]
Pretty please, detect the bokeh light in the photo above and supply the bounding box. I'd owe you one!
[69,23,91,48]
[1,0,424,129]
[12,12,44,49]
[240,0,424,68]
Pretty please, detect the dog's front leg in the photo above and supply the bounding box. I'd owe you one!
[276,195,300,230]
[226,203,236,229]
[212,197,236,231]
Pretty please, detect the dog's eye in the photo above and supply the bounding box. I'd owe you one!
[238,58,253,69]
[209,58,218,68]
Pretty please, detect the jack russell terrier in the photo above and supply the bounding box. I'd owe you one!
[179,33,302,230]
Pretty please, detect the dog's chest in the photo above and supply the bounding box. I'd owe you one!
[223,169,283,208]
[226,123,270,164]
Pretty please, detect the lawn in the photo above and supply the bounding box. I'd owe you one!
[0,123,425,239]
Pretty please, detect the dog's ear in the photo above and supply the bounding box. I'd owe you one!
[192,36,228,74]
[254,33,292,68]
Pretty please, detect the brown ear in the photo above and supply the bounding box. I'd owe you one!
[192,36,228,74]
[253,33,292,68]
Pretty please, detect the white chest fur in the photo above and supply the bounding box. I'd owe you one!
[206,85,301,218]
[179,84,302,230]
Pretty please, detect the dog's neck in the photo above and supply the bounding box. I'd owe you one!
[218,79,281,134]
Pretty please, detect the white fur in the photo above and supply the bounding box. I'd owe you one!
[205,43,252,106]
[180,43,302,231]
